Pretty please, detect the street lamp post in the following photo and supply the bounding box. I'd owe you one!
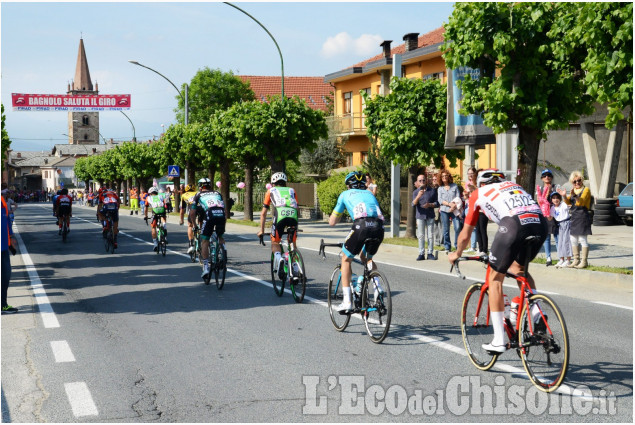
[120,110,136,142]
[128,60,189,185]
[223,2,284,97]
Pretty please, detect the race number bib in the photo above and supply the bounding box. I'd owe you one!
[352,202,368,219]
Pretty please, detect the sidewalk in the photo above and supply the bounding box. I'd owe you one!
[228,211,633,307]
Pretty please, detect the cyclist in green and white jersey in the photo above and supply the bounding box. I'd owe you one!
[257,172,299,280]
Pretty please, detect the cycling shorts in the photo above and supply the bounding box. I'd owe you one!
[201,208,226,240]
[343,217,384,259]
[150,213,167,228]
[270,217,298,243]
[102,208,119,223]
[488,214,547,274]
[57,205,71,218]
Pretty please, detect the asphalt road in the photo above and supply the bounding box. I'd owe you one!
[2,204,632,422]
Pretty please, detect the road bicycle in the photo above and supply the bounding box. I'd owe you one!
[259,227,307,303]
[206,232,227,289]
[319,239,392,344]
[103,214,116,254]
[145,215,167,256]
[452,235,569,392]
[58,214,69,243]
[189,225,202,264]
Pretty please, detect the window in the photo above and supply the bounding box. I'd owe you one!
[343,92,352,115]
[346,153,353,167]
[361,151,369,163]
[82,115,89,125]
[423,71,444,81]
[84,134,88,140]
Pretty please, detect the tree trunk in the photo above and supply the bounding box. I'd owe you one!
[244,164,254,221]
[187,161,194,186]
[515,126,541,193]
[207,163,217,183]
[174,184,181,213]
[124,178,131,206]
[405,166,417,238]
[220,159,231,219]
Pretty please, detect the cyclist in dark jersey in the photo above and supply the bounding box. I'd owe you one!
[55,188,73,234]
[449,170,547,353]
[190,178,226,280]
[329,171,385,313]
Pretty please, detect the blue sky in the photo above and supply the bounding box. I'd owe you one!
[1,1,455,152]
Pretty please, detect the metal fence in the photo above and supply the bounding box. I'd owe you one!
[234,183,316,208]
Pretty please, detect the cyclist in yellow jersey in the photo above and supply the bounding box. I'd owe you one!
[179,184,198,254]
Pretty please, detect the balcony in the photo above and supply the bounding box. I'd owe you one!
[326,112,368,137]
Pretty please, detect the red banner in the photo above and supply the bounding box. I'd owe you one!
[11,93,131,111]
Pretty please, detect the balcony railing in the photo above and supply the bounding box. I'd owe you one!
[326,112,368,136]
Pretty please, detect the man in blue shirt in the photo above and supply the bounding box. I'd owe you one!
[329,171,385,313]
[412,174,438,261]
[2,187,18,314]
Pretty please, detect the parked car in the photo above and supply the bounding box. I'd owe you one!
[615,182,633,226]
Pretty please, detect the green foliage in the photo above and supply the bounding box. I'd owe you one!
[299,118,347,179]
[1,104,11,162]
[316,171,348,216]
[363,77,463,169]
[364,138,393,219]
[175,67,255,124]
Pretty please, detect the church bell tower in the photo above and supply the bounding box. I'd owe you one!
[67,38,100,145]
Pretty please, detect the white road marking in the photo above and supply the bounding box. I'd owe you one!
[593,301,634,311]
[50,341,76,363]
[64,382,98,417]
[12,228,60,328]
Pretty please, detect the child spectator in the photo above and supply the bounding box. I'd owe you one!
[550,192,572,268]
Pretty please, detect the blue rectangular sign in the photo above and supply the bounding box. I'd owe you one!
[168,165,180,177]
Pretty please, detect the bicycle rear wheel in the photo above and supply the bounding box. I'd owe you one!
[270,252,285,297]
[62,221,68,243]
[327,265,350,331]
[361,271,391,343]
[518,294,569,392]
[109,231,115,254]
[289,250,306,303]
[461,283,498,370]
[160,234,167,256]
[215,247,226,290]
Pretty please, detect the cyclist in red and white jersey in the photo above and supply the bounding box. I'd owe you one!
[55,188,73,234]
[449,169,547,353]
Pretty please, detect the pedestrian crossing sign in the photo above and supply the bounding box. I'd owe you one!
[168,165,180,177]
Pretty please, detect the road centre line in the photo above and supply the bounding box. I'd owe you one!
[50,341,76,363]
[12,226,60,328]
[63,382,98,417]
[593,301,633,311]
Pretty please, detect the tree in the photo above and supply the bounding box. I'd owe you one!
[299,118,347,179]
[442,2,631,192]
[175,67,255,125]
[247,96,328,172]
[1,104,11,162]
[73,157,91,189]
[363,77,463,238]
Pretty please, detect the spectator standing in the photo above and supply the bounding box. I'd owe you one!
[464,167,478,253]
[475,169,491,255]
[165,187,173,214]
[2,187,18,314]
[365,173,377,196]
[140,189,148,216]
[558,171,592,268]
[412,174,438,261]
[536,169,558,265]
[437,170,462,253]
[129,186,139,215]
[549,192,572,268]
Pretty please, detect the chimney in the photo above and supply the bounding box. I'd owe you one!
[403,33,420,52]
[380,40,392,58]
[17,153,21,158]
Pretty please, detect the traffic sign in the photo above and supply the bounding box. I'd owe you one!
[168,165,180,177]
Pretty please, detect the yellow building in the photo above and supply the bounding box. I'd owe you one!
[324,27,496,183]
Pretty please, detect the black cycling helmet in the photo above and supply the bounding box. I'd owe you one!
[60,188,69,195]
[345,171,367,189]
[56,190,61,195]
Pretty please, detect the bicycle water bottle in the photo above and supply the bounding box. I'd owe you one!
[210,243,216,261]
[284,252,289,273]
[503,294,511,320]
[351,274,359,295]
[510,296,520,327]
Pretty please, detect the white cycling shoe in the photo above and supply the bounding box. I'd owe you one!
[336,302,353,314]
[482,341,508,353]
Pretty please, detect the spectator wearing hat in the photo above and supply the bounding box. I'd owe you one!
[536,169,558,265]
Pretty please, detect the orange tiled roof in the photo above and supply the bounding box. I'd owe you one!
[350,27,445,69]
[238,75,332,111]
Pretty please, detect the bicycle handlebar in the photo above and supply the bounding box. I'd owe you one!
[450,254,489,280]
[259,234,266,246]
[318,239,343,260]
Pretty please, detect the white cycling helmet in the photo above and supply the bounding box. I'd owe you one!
[270,172,287,185]
[476,169,506,187]
[148,186,159,194]
[198,178,211,188]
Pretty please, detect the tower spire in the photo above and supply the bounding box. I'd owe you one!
[73,38,93,91]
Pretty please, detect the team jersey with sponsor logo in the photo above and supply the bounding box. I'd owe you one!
[146,194,167,214]
[333,189,384,221]
[100,190,120,210]
[192,191,225,213]
[263,187,298,222]
[464,181,542,227]
[56,194,73,207]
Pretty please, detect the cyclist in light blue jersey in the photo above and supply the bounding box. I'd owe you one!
[329,171,385,313]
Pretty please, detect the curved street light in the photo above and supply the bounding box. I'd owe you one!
[120,111,136,142]
[223,2,284,97]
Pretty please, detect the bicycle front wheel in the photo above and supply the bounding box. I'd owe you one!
[62,222,68,243]
[361,271,391,344]
[160,236,167,256]
[215,248,226,290]
[289,250,307,303]
[461,283,498,370]
[327,265,350,331]
[518,293,569,392]
[270,253,285,297]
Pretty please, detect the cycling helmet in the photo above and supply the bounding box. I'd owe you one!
[184,184,193,192]
[60,188,68,195]
[345,171,367,189]
[56,190,61,195]
[198,178,211,188]
[270,172,287,185]
[148,186,159,195]
[476,169,505,187]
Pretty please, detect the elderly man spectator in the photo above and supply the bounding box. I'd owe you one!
[412,174,438,261]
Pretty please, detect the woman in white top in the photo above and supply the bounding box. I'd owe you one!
[550,192,572,268]
[365,173,377,196]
